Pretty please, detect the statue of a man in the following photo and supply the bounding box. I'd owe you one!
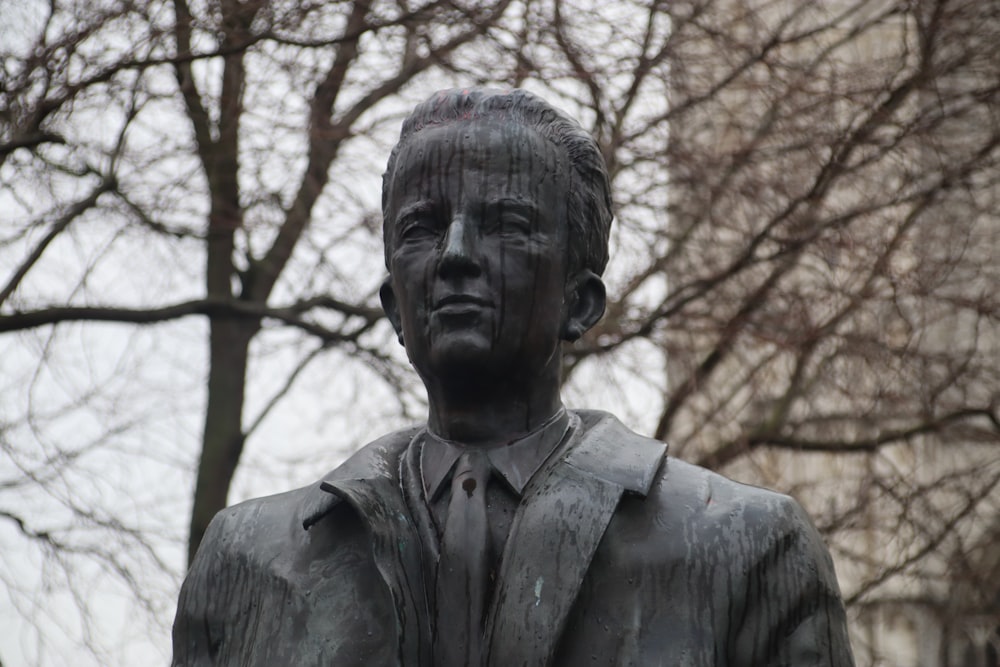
[172,88,855,666]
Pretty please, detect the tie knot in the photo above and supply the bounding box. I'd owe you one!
[454,450,490,497]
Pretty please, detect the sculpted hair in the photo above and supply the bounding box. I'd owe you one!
[382,88,614,277]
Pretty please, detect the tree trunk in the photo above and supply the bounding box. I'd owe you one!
[188,317,256,564]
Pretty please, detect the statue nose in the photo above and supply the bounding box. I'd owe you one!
[438,217,481,278]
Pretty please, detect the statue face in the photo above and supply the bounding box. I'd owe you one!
[382,118,571,385]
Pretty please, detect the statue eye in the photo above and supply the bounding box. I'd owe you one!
[498,215,533,237]
[397,214,439,244]
[484,201,536,238]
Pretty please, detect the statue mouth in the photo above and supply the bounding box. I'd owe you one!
[434,294,492,313]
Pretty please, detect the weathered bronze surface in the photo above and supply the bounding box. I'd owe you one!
[172,88,855,666]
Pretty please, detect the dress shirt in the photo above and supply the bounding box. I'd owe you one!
[421,408,571,499]
[420,409,572,557]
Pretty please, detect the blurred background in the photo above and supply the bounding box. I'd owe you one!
[1,0,997,664]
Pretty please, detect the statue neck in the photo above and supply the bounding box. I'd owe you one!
[424,371,564,445]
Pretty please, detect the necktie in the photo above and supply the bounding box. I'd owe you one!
[434,449,491,667]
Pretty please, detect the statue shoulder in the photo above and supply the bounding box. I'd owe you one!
[572,412,833,572]
[190,424,422,567]
[653,456,823,541]
[626,455,841,599]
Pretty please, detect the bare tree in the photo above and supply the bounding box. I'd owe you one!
[2,0,519,661]
[534,0,1000,663]
[2,0,997,664]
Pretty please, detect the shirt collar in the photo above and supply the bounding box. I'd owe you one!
[420,408,571,501]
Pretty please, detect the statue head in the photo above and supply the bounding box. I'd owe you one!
[382,88,613,279]
[379,88,612,391]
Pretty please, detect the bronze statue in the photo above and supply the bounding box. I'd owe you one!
[172,88,855,666]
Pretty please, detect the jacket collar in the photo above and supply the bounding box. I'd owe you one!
[561,409,667,496]
[300,426,419,531]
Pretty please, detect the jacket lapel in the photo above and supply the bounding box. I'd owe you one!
[307,428,434,667]
[485,411,667,667]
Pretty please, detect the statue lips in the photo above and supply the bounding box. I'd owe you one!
[432,294,493,321]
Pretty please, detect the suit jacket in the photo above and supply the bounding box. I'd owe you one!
[172,410,854,666]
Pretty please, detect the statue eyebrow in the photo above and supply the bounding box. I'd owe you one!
[484,198,538,217]
[395,200,436,222]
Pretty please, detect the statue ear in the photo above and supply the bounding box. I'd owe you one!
[562,270,606,342]
[379,278,405,346]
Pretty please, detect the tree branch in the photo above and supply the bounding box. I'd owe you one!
[0,176,116,307]
[698,407,1000,470]
[0,297,382,336]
